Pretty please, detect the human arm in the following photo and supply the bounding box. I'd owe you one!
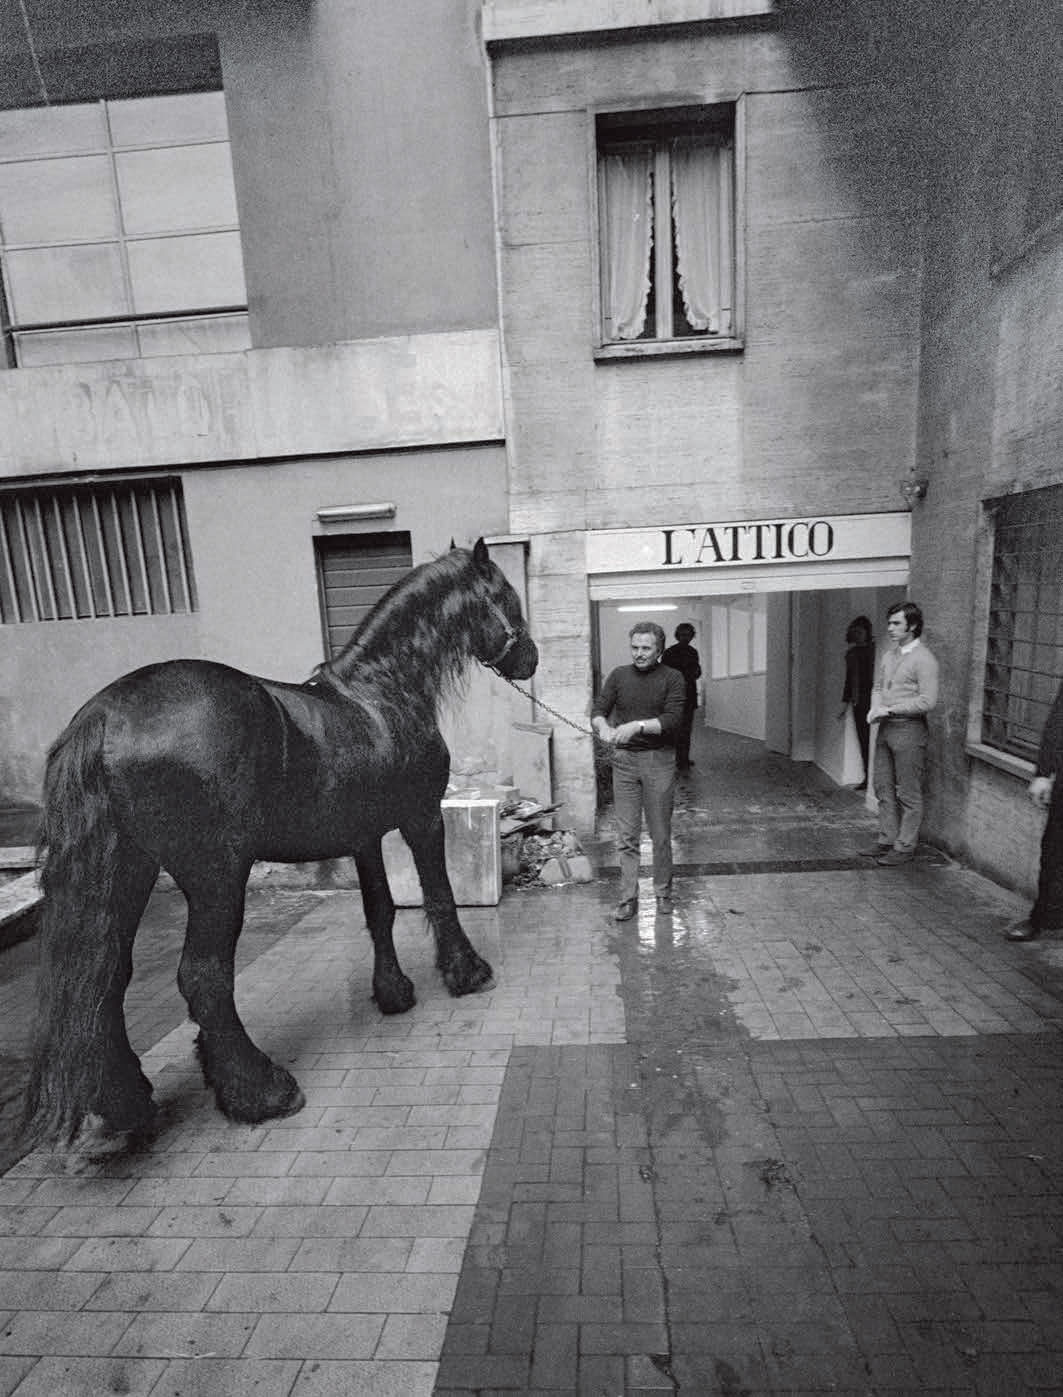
[867,656,888,722]
[1034,681,1063,779]
[1030,681,1063,803]
[591,670,619,743]
[839,649,856,719]
[613,715,660,746]
[655,667,687,737]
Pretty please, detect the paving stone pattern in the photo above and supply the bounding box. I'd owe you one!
[2,854,1063,1394]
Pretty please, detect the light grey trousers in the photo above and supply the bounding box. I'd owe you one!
[873,718,928,852]
[612,747,676,901]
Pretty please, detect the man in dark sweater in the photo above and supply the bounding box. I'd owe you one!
[1006,677,1063,942]
[592,621,687,921]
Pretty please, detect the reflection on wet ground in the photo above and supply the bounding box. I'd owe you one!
[592,724,895,871]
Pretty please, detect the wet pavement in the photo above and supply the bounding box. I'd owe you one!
[2,729,1063,1394]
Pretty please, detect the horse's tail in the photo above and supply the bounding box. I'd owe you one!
[22,705,131,1149]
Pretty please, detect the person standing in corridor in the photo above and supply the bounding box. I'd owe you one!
[864,601,939,865]
[1005,676,1063,942]
[592,621,686,921]
[662,622,702,774]
[837,615,875,790]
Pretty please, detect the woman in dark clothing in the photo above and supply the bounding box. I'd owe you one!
[838,615,874,788]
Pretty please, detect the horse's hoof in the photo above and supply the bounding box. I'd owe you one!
[217,1064,305,1125]
[62,1107,155,1166]
[373,974,416,1015]
[443,951,494,997]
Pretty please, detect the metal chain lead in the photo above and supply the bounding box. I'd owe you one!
[499,674,613,752]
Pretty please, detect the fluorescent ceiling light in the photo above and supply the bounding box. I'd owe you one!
[616,603,678,612]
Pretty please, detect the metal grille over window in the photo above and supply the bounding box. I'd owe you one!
[0,92,249,367]
[982,485,1063,760]
[0,479,197,622]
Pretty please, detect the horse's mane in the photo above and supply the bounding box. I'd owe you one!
[321,547,496,737]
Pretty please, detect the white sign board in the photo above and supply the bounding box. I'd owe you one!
[586,512,911,575]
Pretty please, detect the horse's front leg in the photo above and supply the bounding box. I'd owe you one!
[403,813,494,996]
[354,843,415,1014]
[175,859,305,1124]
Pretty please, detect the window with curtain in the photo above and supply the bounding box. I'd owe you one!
[982,485,1063,761]
[0,90,249,368]
[597,106,737,348]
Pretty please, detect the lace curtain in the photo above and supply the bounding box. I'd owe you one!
[600,150,653,341]
[671,140,734,336]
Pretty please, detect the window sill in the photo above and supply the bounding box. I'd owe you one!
[594,336,744,363]
[965,740,1035,782]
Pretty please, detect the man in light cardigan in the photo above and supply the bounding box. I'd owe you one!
[863,601,940,866]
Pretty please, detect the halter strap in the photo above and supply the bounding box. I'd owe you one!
[479,594,525,672]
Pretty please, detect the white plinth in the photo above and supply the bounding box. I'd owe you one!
[382,797,502,907]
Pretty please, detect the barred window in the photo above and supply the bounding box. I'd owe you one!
[0,478,197,622]
[982,485,1063,760]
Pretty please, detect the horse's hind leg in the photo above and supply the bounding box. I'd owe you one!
[175,862,305,1124]
[25,838,159,1149]
[403,813,494,996]
[355,843,415,1014]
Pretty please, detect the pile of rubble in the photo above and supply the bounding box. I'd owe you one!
[499,798,594,887]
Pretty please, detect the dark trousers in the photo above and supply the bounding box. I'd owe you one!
[1032,786,1063,931]
[873,718,928,852]
[612,748,676,902]
[675,703,696,769]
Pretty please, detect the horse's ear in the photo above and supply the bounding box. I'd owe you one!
[449,538,456,551]
[472,537,491,574]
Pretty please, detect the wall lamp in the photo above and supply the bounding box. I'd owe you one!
[316,502,396,523]
[899,476,929,509]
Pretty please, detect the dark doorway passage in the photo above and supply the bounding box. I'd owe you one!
[594,723,883,873]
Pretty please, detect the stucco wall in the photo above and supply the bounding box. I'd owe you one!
[1,445,513,804]
[900,0,1063,884]
[492,27,922,537]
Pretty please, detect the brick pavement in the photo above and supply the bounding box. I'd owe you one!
[2,855,1063,1394]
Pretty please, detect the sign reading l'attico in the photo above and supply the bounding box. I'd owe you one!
[662,519,835,566]
[586,513,911,575]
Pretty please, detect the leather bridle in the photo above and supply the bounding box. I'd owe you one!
[479,595,527,673]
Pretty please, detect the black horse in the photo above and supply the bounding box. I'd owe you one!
[23,538,537,1153]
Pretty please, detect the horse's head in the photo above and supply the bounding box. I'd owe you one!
[469,538,539,680]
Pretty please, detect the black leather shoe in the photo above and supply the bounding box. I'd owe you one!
[859,844,892,858]
[1005,919,1040,942]
[656,895,673,916]
[613,898,639,923]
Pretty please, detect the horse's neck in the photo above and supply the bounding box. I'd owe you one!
[331,587,475,699]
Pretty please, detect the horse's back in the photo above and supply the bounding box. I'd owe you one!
[56,659,281,860]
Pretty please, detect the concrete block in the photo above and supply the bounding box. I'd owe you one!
[383,797,502,907]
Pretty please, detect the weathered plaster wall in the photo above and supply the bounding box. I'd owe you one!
[901,0,1063,885]
[0,0,498,346]
[491,18,924,828]
[1,444,511,803]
